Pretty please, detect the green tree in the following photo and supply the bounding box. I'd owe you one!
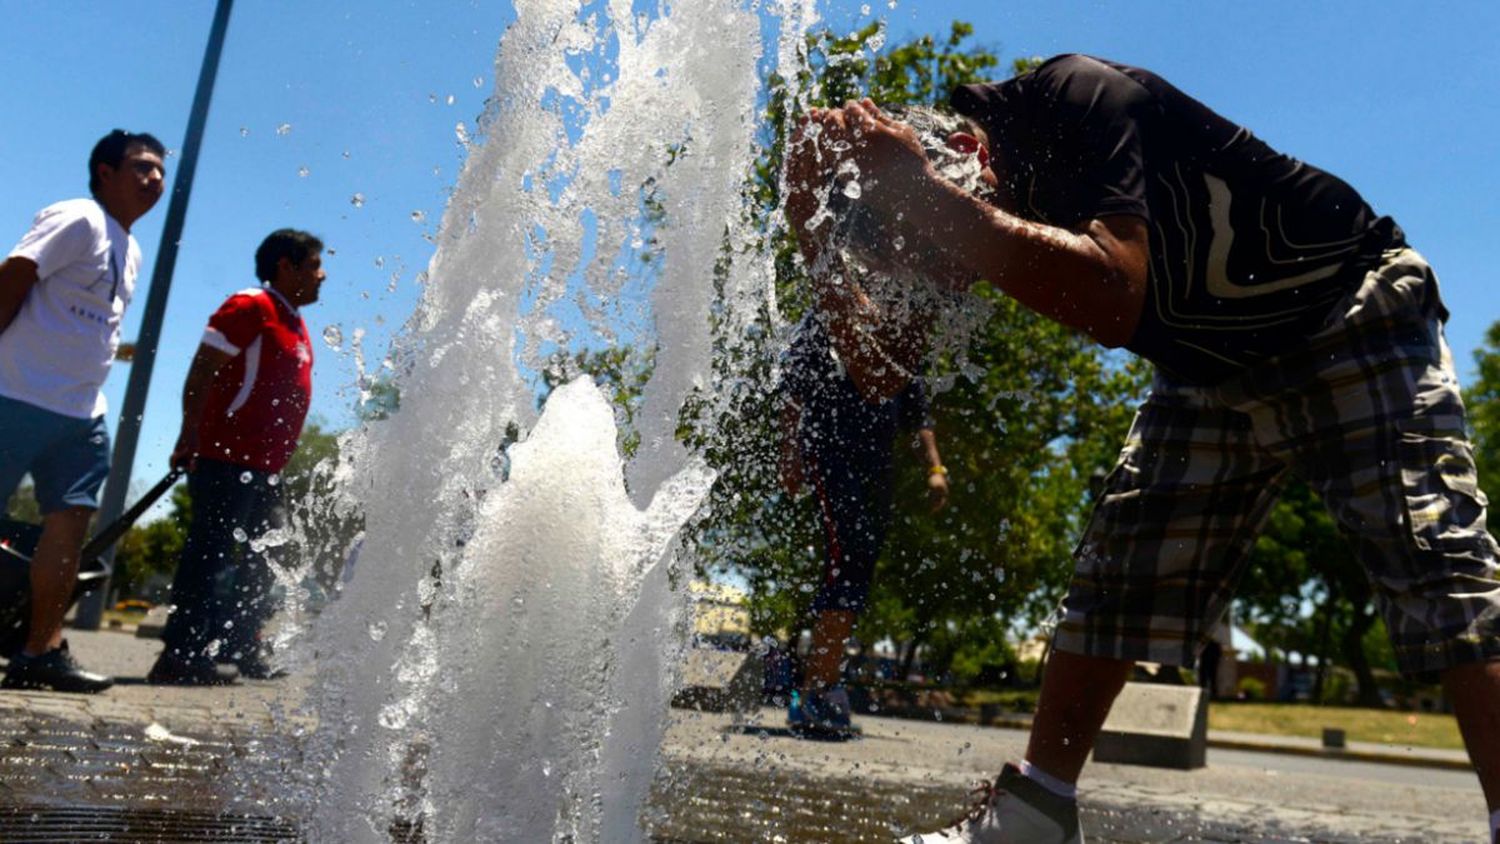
[112,482,191,600]
[1465,320,1500,516]
[4,483,42,524]
[1238,481,1394,707]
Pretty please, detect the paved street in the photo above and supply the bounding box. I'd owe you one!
[0,629,1490,842]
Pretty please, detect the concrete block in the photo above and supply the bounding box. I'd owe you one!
[134,606,170,639]
[1093,681,1207,770]
[671,648,763,714]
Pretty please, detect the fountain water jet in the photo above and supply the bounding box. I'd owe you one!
[301,1,816,840]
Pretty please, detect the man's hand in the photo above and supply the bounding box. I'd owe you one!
[779,437,804,497]
[828,99,935,211]
[926,469,950,513]
[170,429,199,472]
[778,400,805,496]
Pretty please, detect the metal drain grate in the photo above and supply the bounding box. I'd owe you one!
[0,805,302,843]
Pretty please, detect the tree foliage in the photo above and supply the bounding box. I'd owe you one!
[112,483,190,600]
[1464,320,1500,517]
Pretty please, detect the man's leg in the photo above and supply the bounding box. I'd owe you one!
[805,609,856,688]
[1024,650,1134,783]
[222,482,284,674]
[4,410,114,692]
[1253,250,1500,826]
[23,505,92,655]
[154,460,246,684]
[1028,377,1285,786]
[1444,660,1500,812]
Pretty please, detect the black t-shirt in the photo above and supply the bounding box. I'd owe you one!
[952,54,1405,384]
[782,318,932,474]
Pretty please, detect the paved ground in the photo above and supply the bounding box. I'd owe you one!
[0,629,1490,842]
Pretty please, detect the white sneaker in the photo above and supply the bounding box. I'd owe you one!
[907,763,1083,843]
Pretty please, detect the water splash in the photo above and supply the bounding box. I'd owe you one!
[301,1,805,840]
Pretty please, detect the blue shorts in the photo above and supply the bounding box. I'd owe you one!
[0,395,111,513]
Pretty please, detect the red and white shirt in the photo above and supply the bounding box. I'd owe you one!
[196,286,313,474]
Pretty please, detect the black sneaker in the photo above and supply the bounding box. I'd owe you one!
[2,640,114,693]
[148,652,240,686]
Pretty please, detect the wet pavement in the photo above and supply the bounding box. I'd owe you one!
[0,630,1489,842]
[652,708,1486,842]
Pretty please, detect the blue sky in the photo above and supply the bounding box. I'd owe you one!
[3,1,1498,499]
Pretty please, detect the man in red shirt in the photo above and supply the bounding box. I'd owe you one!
[148,229,324,685]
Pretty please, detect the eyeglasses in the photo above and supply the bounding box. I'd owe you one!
[129,161,165,180]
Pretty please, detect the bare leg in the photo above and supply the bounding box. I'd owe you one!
[1024,649,1134,783]
[805,609,856,688]
[24,506,92,655]
[1442,659,1500,811]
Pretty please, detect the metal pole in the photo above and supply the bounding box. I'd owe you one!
[75,0,235,629]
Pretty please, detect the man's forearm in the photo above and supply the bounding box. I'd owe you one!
[0,258,39,336]
[916,428,943,469]
[874,169,1147,348]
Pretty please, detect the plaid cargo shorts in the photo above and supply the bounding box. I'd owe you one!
[1054,248,1500,677]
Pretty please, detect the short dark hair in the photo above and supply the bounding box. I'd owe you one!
[255,229,324,283]
[89,130,166,195]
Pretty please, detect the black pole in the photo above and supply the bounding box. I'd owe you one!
[75,0,235,629]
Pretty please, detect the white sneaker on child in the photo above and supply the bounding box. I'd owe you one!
[908,763,1083,844]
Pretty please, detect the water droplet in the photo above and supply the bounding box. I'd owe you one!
[860,3,871,13]
[342,150,351,159]
[267,474,280,487]
[233,527,249,543]
[427,93,437,104]
[239,471,253,484]
[455,122,470,146]
[373,256,384,268]
[239,127,250,138]
[350,193,365,208]
[297,165,310,178]
[410,210,427,224]
[323,325,344,350]
[275,123,292,136]
[445,94,455,106]
[367,621,388,642]
[841,180,863,200]
[472,76,484,88]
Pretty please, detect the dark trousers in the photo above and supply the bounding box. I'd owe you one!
[160,458,285,662]
[807,452,894,615]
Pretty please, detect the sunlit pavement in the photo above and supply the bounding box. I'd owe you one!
[651,707,1486,842]
[0,630,1488,842]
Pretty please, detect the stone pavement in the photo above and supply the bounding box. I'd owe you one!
[0,629,1490,842]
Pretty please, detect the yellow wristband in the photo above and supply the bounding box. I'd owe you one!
[929,465,948,476]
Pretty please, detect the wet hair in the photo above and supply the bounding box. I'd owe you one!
[88,130,166,195]
[255,229,324,283]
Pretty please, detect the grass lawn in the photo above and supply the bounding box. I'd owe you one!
[1208,701,1465,750]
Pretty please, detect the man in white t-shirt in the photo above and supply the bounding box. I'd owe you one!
[0,130,166,693]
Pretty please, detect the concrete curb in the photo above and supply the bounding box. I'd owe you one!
[923,712,1473,773]
[1206,733,1474,772]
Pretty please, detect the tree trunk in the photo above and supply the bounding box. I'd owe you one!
[1311,588,1336,704]
[1342,604,1384,708]
[898,631,925,682]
